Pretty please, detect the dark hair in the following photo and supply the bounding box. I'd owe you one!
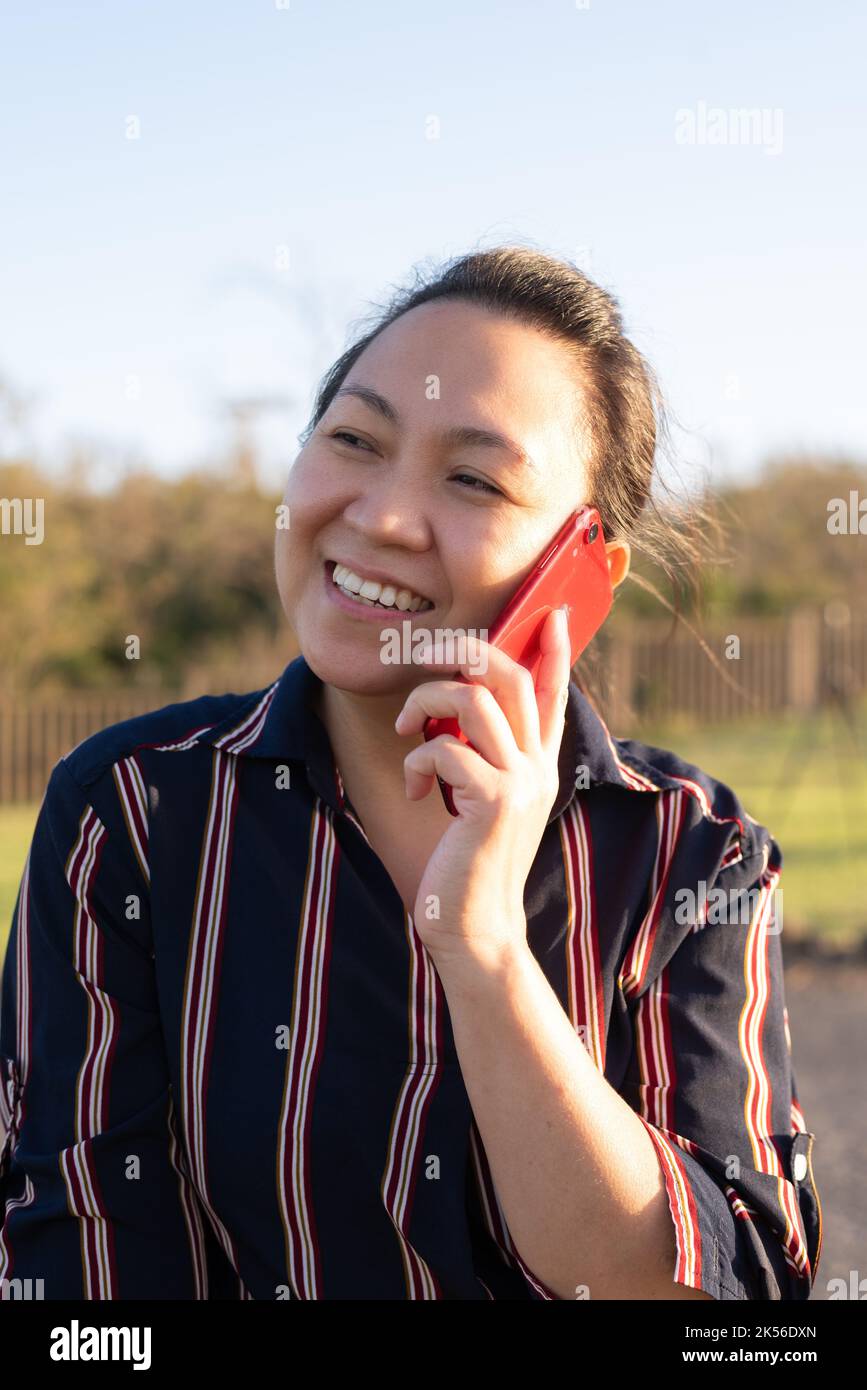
[299,245,725,710]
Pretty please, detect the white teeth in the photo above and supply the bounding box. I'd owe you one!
[329,562,432,611]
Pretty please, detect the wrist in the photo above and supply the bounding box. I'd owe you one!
[428,929,535,996]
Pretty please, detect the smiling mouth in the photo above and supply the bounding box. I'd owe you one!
[325,560,434,612]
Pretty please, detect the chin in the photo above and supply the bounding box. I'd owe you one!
[297,632,416,697]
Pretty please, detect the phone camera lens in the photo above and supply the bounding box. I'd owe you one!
[587,522,599,543]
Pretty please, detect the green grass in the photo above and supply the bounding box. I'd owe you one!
[634,704,867,946]
[1,803,38,963]
[1,704,865,960]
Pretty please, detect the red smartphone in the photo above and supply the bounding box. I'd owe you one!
[422,505,613,815]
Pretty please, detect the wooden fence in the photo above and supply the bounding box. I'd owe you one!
[1,607,865,804]
[601,606,867,728]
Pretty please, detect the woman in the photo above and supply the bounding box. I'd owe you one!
[0,247,821,1301]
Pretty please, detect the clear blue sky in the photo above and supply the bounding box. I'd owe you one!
[2,0,865,493]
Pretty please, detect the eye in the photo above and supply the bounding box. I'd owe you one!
[452,473,503,496]
[331,429,374,451]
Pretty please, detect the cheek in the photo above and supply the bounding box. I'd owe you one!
[274,456,341,615]
[282,453,330,527]
[452,546,538,629]
[274,527,301,624]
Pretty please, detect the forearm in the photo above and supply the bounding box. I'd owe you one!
[433,933,713,1300]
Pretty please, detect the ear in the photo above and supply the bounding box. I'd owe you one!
[604,540,631,590]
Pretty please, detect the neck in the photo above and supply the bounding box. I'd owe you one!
[314,678,429,801]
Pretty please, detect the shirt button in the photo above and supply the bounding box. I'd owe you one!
[793,1153,808,1182]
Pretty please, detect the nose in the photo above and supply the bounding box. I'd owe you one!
[340,465,433,552]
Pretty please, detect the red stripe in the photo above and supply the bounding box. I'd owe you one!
[562,804,606,1071]
[381,951,431,1213]
[84,1137,118,1296]
[281,806,334,1293]
[658,965,677,1134]
[197,760,241,1199]
[297,813,338,1289]
[183,757,227,1116]
[119,755,148,858]
[744,882,776,1171]
[399,938,445,1236]
[193,761,240,1217]
[70,824,107,1134]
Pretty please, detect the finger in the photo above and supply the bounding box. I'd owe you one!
[402,735,499,804]
[411,632,540,753]
[535,606,574,756]
[396,680,516,770]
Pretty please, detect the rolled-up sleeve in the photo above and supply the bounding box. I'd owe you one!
[0,756,229,1300]
[622,830,822,1301]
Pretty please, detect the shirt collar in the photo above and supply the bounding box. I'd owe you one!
[196,652,676,821]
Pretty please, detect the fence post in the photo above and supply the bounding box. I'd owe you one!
[786,608,821,710]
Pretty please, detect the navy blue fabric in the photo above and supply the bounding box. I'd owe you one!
[0,655,822,1300]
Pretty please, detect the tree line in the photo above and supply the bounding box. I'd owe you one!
[1,451,865,694]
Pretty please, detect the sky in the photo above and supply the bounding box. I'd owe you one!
[1,0,865,494]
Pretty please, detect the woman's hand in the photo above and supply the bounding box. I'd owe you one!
[393,606,573,967]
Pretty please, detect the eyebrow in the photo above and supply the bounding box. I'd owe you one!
[332,384,540,476]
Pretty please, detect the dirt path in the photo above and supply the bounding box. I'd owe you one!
[783,953,867,1299]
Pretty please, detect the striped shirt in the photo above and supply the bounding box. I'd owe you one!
[0,653,822,1300]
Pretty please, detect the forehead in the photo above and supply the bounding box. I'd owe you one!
[337,299,587,477]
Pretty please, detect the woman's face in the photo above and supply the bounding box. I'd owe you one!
[275,298,610,696]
